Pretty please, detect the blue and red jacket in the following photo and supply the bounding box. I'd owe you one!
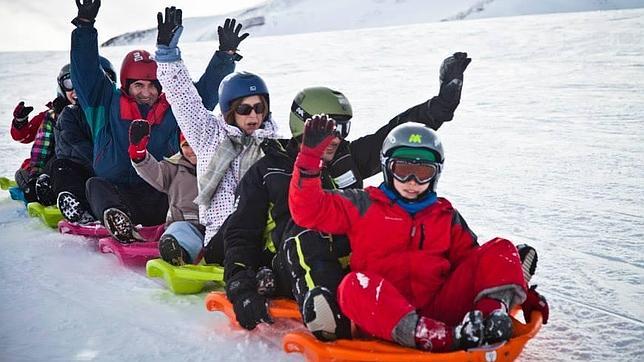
[71,24,236,186]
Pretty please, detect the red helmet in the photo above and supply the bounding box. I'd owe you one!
[120,50,157,90]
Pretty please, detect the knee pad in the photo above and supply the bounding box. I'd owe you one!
[302,286,351,341]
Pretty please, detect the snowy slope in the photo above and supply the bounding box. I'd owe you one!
[102,0,644,46]
[1,8,643,361]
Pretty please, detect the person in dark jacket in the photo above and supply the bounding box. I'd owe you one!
[215,52,471,339]
[53,56,116,223]
[12,64,74,204]
[65,0,242,241]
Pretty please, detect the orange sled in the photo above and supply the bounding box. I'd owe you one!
[204,291,542,362]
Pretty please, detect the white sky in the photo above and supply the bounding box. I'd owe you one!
[2,0,266,52]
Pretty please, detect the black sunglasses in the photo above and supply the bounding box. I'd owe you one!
[235,102,266,116]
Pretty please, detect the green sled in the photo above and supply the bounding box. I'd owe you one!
[146,259,225,294]
[27,202,63,228]
[0,177,17,190]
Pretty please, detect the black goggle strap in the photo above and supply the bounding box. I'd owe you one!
[291,101,351,138]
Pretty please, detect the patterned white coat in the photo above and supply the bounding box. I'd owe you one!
[158,61,278,245]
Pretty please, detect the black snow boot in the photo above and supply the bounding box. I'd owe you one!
[103,208,141,244]
[517,244,538,285]
[483,309,513,345]
[35,174,56,206]
[302,286,352,341]
[158,234,190,266]
[57,191,96,224]
[453,310,485,350]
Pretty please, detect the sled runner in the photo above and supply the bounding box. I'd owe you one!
[146,259,225,294]
[205,291,543,362]
[58,221,165,240]
[98,238,160,267]
[0,177,17,190]
[27,202,63,228]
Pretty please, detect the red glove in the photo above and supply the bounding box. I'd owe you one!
[294,114,338,173]
[128,119,150,162]
[522,285,549,325]
[13,101,34,127]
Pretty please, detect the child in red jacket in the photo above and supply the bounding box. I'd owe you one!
[289,116,548,351]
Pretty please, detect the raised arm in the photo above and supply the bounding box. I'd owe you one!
[156,9,246,153]
[289,116,361,234]
[349,52,472,178]
[70,0,116,134]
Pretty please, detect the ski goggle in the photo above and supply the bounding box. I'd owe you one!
[388,159,439,184]
[235,102,266,115]
[291,102,352,138]
[59,74,73,92]
[334,119,351,139]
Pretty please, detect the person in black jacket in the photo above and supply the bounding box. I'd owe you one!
[208,52,471,339]
[53,56,117,224]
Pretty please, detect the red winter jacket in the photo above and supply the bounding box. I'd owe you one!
[289,168,479,309]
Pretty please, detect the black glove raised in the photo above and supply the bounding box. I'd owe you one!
[157,6,183,46]
[294,114,338,172]
[438,52,471,105]
[73,0,101,24]
[218,18,249,52]
[128,119,151,145]
[13,101,34,126]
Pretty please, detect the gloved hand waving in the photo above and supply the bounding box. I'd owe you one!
[218,18,249,52]
[294,114,338,173]
[157,6,183,47]
[128,119,150,163]
[73,0,101,25]
[12,101,34,128]
[438,52,471,107]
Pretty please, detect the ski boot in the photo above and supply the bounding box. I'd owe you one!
[158,234,190,266]
[103,208,141,244]
[452,310,485,350]
[35,174,56,206]
[483,309,513,345]
[302,286,351,341]
[57,191,96,224]
[517,244,538,284]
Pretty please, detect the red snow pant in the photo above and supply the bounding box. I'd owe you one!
[337,238,527,343]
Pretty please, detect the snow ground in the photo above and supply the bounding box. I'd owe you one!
[0,8,643,361]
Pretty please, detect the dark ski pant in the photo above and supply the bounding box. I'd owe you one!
[86,177,168,226]
[276,224,351,312]
[50,158,94,209]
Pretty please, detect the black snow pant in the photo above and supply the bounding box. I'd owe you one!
[203,222,225,265]
[14,156,57,204]
[86,177,168,227]
[50,158,94,210]
[276,223,351,308]
[274,223,352,339]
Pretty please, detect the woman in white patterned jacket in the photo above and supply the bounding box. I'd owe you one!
[155,8,278,263]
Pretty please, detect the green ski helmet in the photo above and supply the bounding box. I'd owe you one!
[380,122,445,193]
[289,87,353,139]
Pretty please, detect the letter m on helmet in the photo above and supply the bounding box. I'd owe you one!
[408,134,422,143]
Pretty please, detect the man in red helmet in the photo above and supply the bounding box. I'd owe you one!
[65,0,247,243]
